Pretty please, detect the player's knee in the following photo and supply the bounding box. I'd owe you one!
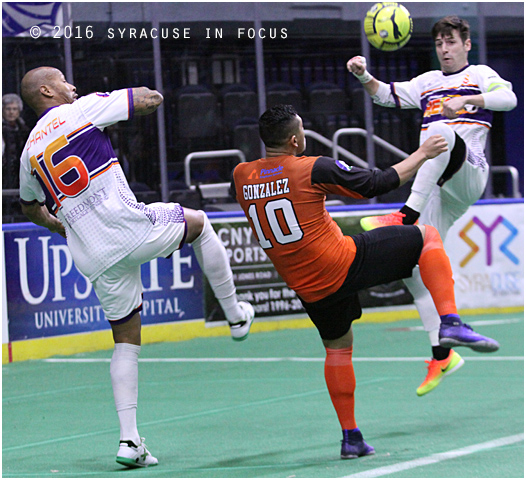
[420,224,444,255]
[110,312,142,345]
[184,208,206,243]
[427,122,456,149]
[416,224,426,241]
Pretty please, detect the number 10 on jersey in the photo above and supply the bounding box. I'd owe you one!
[247,198,304,249]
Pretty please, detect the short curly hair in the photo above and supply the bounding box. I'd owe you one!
[259,104,300,148]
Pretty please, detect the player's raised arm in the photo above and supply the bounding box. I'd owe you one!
[346,56,380,96]
[131,87,163,115]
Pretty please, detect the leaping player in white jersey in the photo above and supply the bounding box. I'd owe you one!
[347,15,517,396]
[19,67,254,468]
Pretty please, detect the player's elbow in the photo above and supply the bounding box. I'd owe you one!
[132,87,164,115]
[150,89,164,107]
[499,89,518,111]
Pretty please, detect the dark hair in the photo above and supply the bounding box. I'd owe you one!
[259,104,299,148]
[432,16,470,43]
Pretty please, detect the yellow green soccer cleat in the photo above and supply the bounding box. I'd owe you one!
[416,349,464,396]
[360,211,407,231]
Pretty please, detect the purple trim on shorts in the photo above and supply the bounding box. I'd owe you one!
[179,218,188,248]
[110,302,143,325]
[164,219,188,258]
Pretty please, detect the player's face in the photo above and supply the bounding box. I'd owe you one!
[50,71,78,104]
[294,115,306,154]
[434,30,471,74]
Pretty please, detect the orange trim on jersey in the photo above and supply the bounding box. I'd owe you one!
[90,160,118,180]
[67,122,93,138]
[420,83,480,97]
[422,120,490,130]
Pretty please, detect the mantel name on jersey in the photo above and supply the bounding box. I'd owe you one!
[243,178,290,200]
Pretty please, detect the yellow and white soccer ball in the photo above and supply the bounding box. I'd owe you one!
[364,2,413,51]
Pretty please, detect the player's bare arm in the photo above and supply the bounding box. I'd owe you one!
[392,135,448,185]
[21,202,66,238]
[131,87,163,115]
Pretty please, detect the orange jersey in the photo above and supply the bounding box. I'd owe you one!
[232,155,399,302]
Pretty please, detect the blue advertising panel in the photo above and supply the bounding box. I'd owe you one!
[3,223,203,341]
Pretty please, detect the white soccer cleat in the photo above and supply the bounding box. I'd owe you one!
[116,438,158,468]
[229,301,255,341]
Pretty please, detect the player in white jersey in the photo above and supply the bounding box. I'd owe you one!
[347,16,516,396]
[18,67,254,468]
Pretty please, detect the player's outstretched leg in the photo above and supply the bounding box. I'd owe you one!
[188,210,254,340]
[418,225,499,353]
[361,124,462,232]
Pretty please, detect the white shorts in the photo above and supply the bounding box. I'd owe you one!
[420,151,489,240]
[92,202,189,322]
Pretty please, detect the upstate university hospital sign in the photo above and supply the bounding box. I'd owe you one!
[3,224,203,341]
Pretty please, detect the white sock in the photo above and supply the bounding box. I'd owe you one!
[110,343,141,445]
[190,212,243,323]
[406,123,456,213]
[404,266,441,347]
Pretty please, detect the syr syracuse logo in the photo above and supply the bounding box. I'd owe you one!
[458,215,519,267]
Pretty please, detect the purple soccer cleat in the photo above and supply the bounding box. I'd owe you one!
[341,428,375,459]
[439,314,500,352]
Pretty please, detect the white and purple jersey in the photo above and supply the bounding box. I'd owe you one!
[384,64,513,160]
[20,89,162,281]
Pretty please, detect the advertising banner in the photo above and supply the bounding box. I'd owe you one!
[444,201,523,309]
[204,201,524,321]
[3,223,202,341]
[3,200,523,343]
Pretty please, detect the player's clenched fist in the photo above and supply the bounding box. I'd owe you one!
[346,56,367,75]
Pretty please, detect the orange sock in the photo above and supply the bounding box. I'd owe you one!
[418,225,457,316]
[324,346,357,430]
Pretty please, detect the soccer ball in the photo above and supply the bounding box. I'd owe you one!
[364,2,413,51]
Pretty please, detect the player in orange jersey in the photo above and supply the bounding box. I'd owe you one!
[231,104,500,459]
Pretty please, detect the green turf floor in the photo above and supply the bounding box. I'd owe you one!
[3,312,524,478]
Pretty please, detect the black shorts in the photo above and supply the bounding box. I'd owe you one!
[300,225,423,340]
